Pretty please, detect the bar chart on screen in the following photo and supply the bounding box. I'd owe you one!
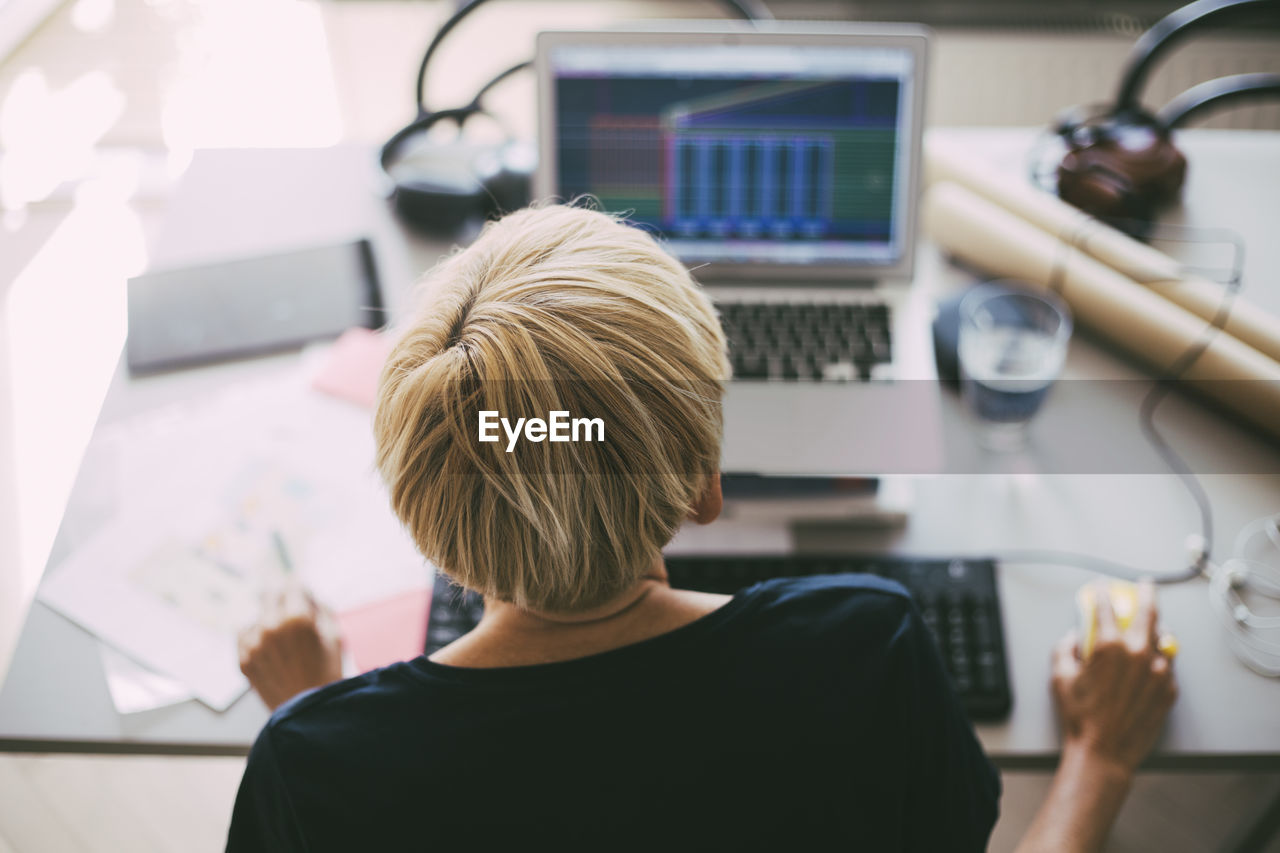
[569,78,899,242]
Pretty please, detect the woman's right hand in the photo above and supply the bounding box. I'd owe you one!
[1016,579,1179,853]
[1051,578,1179,774]
[238,582,345,712]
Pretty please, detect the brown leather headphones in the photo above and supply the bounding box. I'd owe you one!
[1054,0,1280,233]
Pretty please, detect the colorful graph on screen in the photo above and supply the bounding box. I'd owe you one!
[557,77,901,245]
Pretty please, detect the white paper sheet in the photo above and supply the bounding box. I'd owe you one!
[41,369,431,711]
[99,643,195,714]
[665,518,794,555]
[43,515,252,709]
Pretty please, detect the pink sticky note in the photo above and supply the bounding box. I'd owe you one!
[311,327,393,409]
[336,587,431,673]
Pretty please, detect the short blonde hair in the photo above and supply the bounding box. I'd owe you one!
[374,205,729,612]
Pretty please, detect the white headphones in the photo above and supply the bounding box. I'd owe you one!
[1209,514,1280,676]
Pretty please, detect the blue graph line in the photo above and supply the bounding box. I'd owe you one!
[670,134,833,235]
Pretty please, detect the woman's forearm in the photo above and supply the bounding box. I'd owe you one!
[1015,743,1134,853]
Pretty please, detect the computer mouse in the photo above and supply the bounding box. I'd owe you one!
[931,290,966,390]
[1076,580,1179,658]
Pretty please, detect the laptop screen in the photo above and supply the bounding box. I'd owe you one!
[544,38,921,271]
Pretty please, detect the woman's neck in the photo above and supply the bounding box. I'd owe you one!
[485,559,668,625]
[427,561,730,668]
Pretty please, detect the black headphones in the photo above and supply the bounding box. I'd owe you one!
[380,0,774,235]
[1050,0,1280,233]
[378,0,536,236]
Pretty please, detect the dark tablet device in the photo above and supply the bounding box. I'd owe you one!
[126,239,384,374]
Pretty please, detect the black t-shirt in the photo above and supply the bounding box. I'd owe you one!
[227,575,1000,851]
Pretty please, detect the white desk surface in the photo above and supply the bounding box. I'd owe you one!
[1,131,1278,767]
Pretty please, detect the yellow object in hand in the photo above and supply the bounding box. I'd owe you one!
[1077,581,1178,659]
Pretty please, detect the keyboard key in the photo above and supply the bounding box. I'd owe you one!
[719,301,893,383]
[821,361,857,382]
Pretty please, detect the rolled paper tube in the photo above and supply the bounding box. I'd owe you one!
[925,137,1280,364]
[922,180,1280,442]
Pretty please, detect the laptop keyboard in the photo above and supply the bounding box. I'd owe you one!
[718,301,892,382]
[424,555,1012,721]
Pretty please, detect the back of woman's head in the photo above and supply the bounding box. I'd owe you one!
[374,205,729,612]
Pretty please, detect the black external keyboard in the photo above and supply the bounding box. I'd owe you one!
[424,575,486,658]
[719,301,892,382]
[663,555,1012,720]
[425,555,1012,721]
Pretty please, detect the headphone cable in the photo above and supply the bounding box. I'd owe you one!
[995,218,1244,585]
[413,0,772,118]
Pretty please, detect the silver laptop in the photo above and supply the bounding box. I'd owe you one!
[534,22,942,476]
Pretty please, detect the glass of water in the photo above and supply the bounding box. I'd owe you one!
[958,284,1073,451]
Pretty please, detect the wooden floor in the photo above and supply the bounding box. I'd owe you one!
[0,755,243,853]
[0,754,1277,852]
[993,771,1280,853]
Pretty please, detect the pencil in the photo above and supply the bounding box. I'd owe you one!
[272,530,294,574]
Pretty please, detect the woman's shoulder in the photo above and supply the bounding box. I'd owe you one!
[718,572,922,656]
[261,659,423,737]
[741,572,915,618]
